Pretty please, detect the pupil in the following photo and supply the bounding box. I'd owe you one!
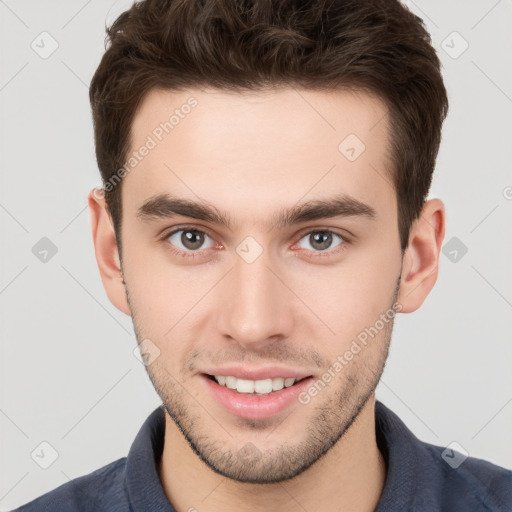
[311,232,332,250]
[182,230,204,250]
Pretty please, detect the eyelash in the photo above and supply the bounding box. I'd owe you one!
[160,226,351,260]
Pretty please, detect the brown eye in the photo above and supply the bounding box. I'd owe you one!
[298,231,343,252]
[168,229,214,252]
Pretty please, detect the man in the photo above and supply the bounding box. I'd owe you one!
[14,0,511,511]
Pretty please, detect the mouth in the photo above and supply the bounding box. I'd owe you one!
[201,372,314,420]
[204,374,309,395]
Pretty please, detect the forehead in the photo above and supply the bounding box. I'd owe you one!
[123,87,394,223]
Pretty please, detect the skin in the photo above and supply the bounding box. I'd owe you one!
[88,87,445,512]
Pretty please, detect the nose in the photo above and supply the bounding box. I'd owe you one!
[216,249,294,351]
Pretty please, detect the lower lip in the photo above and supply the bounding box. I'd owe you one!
[201,374,314,420]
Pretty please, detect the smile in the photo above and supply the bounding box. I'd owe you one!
[210,375,308,395]
[202,373,314,420]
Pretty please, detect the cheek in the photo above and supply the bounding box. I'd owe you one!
[123,244,221,338]
[287,249,399,344]
[123,226,400,358]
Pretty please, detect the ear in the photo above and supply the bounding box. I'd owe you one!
[88,188,131,316]
[397,198,446,313]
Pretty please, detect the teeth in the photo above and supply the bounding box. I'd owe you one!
[272,377,284,391]
[254,379,273,394]
[225,376,237,389]
[236,379,254,394]
[284,378,296,388]
[213,375,299,394]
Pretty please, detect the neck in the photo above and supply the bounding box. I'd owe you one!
[158,396,386,512]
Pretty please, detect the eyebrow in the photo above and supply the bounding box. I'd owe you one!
[136,193,377,229]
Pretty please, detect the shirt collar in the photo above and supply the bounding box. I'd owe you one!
[124,400,420,511]
[374,400,418,511]
[125,404,172,511]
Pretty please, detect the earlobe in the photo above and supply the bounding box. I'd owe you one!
[88,188,131,316]
[397,199,446,313]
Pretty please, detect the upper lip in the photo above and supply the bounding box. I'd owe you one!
[201,366,313,381]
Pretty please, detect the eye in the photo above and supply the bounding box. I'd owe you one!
[167,229,215,252]
[297,230,344,252]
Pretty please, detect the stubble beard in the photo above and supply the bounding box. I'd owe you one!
[127,276,399,483]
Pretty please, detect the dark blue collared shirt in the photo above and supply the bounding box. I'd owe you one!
[13,401,512,511]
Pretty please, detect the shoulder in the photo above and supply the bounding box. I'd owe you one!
[375,401,512,511]
[420,440,512,511]
[12,457,129,512]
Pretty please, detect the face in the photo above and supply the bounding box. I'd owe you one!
[111,87,404,482]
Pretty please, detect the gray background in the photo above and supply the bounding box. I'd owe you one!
[1,0,511,509]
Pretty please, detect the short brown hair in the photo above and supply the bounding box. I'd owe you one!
[90,0,448,256]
